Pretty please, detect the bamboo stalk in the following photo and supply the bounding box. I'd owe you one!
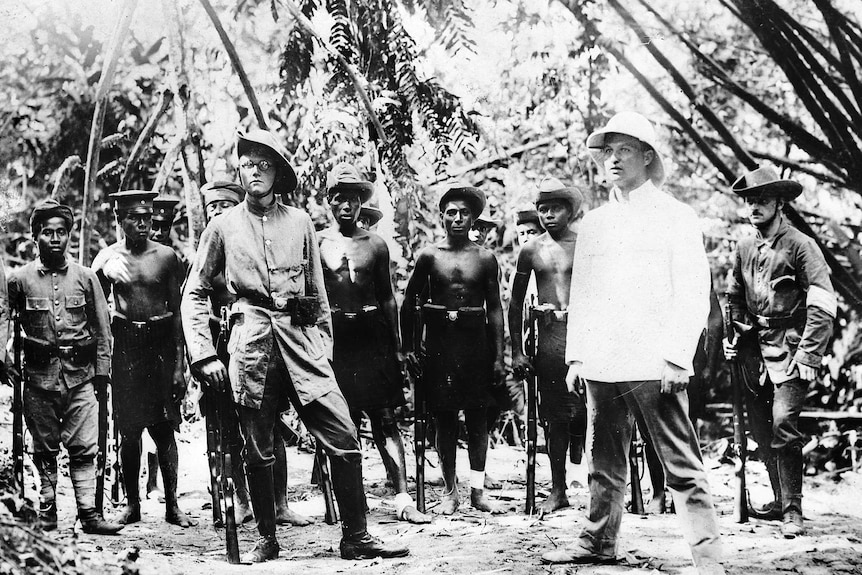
[80,0,138,266]
[198,0,268,129]
[119,87,173,191]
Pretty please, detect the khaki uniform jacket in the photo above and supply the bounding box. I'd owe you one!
[727,218,836,384]
[182,200,337,409]
[8,259,112,391]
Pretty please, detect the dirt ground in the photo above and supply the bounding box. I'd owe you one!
[18,413,859,575]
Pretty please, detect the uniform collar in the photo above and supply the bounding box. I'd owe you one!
[755,215,790,249]
[610,179,659,205]
[36,257,69,274]
[244,197,280,217]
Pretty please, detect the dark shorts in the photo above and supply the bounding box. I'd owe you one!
[24,378,98,459]
[423,305,492,411]
[111,318,180,434]
[332,309,405,411]
[535,316,585,423]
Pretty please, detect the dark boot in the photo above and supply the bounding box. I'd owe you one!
[35,454,58,531]
[779,448,805,538]
[340,533,410,560]
[39,502,58,532]
[749,456,782,520]
[79,508,124,535]
[242,466,279,563]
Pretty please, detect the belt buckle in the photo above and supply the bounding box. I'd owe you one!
[757,316,770,327]
[58,346,73,355]
[446,311,459,322]
[273,297,288,311]
[132,321,147,329]
[553,310,567,322]
[344,312,358,320]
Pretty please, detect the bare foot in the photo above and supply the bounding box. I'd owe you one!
[276,505,314,526]
[235,501,254,524]
[436,494,460,515]
[399,505,432,524]
[166,506,198,528]
[645,491,666,515]
[117,503,141,525]
[484,474,503,490]
[537,489,570,519]
[471,488,504,514]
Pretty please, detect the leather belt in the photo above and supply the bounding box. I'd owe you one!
[422,303,485,322]
[240,295,300,314]
[332,305,378,320]
[754,309,805,329]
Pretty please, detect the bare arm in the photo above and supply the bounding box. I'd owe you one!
[508,244,534,367]
[484,252,506,384]
[372,237,401,352]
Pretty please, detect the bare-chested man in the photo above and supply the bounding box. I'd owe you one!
[402,185,506,515]
[318,163,430,524]
[92,190,195,528]
[509,178,586,517]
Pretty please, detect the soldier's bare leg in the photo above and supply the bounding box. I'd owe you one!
[367,407,430,524]
[434,411,460,515]
[538,420,571,517]
[273,427,313,526]
[118,431,143,524]
[149,422,197,527]
[146,452,161,499]
[465,408,503,514]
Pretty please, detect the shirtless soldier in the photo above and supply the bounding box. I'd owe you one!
[509,178,586,517]
[10,199,123,534]
[92,190,195,528]
[402,184,506,515]
[318,163,430,524]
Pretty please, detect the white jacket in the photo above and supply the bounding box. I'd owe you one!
[565,181,710,382]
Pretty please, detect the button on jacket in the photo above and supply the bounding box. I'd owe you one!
[565,180,711,382]
[8,259,112,391]
[727,218,836,383]
[182,200,337,409]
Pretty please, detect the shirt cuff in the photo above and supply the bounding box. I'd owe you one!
[793,349,820,369]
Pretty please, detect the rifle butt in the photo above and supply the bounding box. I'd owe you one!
[221,454,241,564]
[316,447,338,525]
[414,416,426,514]
[525,372,537,515]
[95,386,109,514]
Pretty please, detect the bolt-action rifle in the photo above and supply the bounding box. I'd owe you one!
[523,297,538,515]
[314,444,338,525]
[410,296,426,513]
[11,295,25,501]
[95,378,109,514]
[723,304,749,523]
[629,426,645,515]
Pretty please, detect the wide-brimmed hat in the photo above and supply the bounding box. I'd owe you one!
[236,129,298,193]
[534,177,584,219]
[359,206,383,227]
[326,163,374,204]
[515,209,540,226]
[474,207,501,230]
[731,165,802,201]
[438,184,486,219]
[586,111,666,186]
[201,181,245,207]
[30,199,74,235]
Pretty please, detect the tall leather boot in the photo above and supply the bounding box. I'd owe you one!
[34,454,58,531]
[778,447,804,538]
[749,456,782,520]
[331,453,409,560]
[242,466,279,563]
[70,457,124,535]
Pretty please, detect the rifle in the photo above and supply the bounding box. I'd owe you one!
[95,379,109,514]
[110,415,122,506]
[523,297,538,515]
[629,426,645,515]
[314,445,338,525]
[204,387,225,528]
[723,304,749,523]
[12,295,25,501]
[411,296,426,513]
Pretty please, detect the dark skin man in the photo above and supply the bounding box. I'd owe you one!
[92,192,195,528]
[509,185,585,518]
[402,192,506,515]
[318,168,430,524]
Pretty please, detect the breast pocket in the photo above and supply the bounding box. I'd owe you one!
[25,297,51,329]
[65,294,87,325]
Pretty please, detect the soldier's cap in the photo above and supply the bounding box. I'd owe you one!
[201,181,245,207]
[515,209,540,226]
[534,177,584,219]
[731,165,802,201]
[586,111,667,187]
[30,198,74,235]
[438,184,485,219]
[236,129,298,194]
[152,196,182,222]
[326,163,373,203]
[110,190,158,213]
[359,205,383,227]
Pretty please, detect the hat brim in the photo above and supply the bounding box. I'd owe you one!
[237,132,298,193]
[328,182,374,204]
[438,187,486,219]
[731,179,802,201]
[360,207,383,226]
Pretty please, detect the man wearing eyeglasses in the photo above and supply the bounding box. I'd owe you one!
[92,190,195,529]
[182,130,409,563]
[541,112,724,574]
